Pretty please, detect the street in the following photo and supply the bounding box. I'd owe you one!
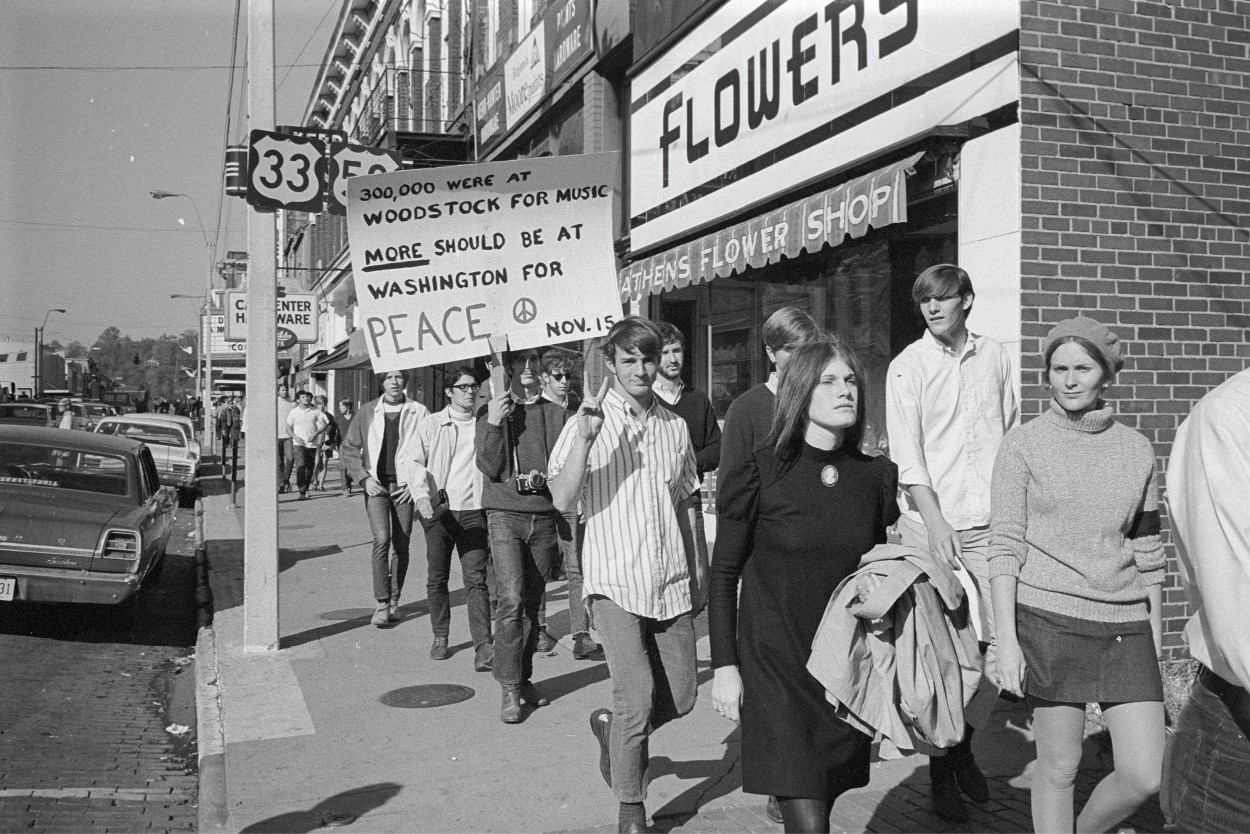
[0,506,199,833]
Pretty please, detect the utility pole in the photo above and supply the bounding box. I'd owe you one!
[244,0,279,652]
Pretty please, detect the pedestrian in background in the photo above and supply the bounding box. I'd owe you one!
[549,317,706,834]
[342,369,430,627]
[287,390,329,500]
[335,398,356,496]
[710,336,898,833]
[535,350,600,660]
[653,321,720,571]
[476,348,565,723]
[1164,365,1250,832]
[56,398,75,430]
[885,264,1016,821]
[312,394,336,491]
[276,384,295,494]
[716,305,818,826]
[408,367,494,670]
[989,316,1165,834]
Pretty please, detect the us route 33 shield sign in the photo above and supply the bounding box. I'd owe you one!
[246,129,326,213]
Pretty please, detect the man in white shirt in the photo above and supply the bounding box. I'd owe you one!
[1164,367,1250,832]
[885,264,1018,823]
[548,316,706,834]
[286,390,330,500]
[276,385,296,494]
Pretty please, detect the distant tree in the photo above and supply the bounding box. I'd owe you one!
[64,341,87,359]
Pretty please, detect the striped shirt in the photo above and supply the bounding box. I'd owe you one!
[548,388,700,620]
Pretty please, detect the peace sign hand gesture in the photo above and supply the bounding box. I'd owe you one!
[576,376,612,441]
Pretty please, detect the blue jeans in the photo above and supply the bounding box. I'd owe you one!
[1163,669,1250,832]
[488,510,558,686]
[538,511,589,637]
[364,483,413,603]
[592,596,698,803]
[277,438,294,486]
[423,509,493,648]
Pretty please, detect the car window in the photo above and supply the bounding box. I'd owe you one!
[102,422,185,448]
[0,442,130,497]
[0,405,50,420]
[138,448,160,500]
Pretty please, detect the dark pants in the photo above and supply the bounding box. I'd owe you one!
[488,510,558,686]
[1163,668,1250,832]
[277,437,294,486]
[592,596,698,803]
[364,483,413,603]
[423,509,493,648]
[538,511,588,636]
[293,445,317,493]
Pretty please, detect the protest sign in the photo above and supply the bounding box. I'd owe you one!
[345,152,621,372]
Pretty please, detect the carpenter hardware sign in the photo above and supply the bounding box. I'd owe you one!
[224,292,320,344]
[345,152,621,372]
[628,0,1019,250]
[246,129,327,212]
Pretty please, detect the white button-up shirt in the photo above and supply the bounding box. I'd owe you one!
[548,388,699,620]
[886,330,1018,530]
[1168,368,1250,690]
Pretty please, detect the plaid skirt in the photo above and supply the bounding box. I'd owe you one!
[1017,604,1163,705]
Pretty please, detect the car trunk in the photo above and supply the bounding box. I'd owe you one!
[0,491,125,570]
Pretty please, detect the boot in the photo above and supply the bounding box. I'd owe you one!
[931,754,970,823]
[500,685,523,724]
[950,728,989,803]
[370,601,389,627]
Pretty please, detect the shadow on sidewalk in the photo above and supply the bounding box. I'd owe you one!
[649,727,743,832]
[238,781,402,832]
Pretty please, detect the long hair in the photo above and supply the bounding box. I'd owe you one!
[767,335,868,463]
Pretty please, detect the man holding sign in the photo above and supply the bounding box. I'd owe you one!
[548,317,708,834]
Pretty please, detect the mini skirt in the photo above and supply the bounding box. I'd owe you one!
[1016,604,1163,705]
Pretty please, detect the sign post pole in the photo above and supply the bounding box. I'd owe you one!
[243,0,279,653]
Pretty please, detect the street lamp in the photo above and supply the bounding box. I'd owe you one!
[153,190,216,444]
[35,308,66,398]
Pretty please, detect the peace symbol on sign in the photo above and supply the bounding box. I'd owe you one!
[513,297,538,324]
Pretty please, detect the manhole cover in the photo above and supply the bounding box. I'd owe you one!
[320,608,373,621]
[380,684,475,708]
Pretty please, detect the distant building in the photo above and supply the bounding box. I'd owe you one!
[0,337,64,399]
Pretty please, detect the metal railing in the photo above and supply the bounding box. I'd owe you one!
[350,66,465,145]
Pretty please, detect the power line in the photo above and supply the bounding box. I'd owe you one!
[277,0,340,94]
[0,218,243,233]
[212,0,244,262]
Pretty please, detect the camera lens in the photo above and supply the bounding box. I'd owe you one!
[530,471,546,489]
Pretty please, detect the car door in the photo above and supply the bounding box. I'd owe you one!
[136,449,174,562]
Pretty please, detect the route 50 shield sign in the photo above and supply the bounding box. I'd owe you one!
[247,129,326,212]
[326,142,403,215]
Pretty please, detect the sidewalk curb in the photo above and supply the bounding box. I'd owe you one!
[194,498,229,830]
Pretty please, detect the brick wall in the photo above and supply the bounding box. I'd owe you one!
[1019,0,1250,657]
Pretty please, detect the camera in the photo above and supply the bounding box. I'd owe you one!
[515,470,547,495]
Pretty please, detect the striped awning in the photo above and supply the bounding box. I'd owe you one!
[618,152,924,302]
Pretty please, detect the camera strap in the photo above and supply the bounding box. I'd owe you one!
[507,395,550,477]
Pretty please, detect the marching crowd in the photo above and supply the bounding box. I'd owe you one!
[211,264,1248,834]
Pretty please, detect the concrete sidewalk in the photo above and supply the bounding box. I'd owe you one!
[194,457,1166,833]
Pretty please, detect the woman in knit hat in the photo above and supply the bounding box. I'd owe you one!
[988,315,1165,833]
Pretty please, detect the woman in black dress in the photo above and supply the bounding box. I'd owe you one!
[710,336,899,833]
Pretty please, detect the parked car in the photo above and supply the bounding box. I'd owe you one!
[0,425,176,606]
[132,412,200,455]
[78,401,119,430]
[0,403,55,428]
[93,415,200,504]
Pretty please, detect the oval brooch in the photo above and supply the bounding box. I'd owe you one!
[821,464,839,487]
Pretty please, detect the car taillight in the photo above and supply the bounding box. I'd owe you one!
[101,530,141,560]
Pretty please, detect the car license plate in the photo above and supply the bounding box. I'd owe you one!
[0,576,15,602]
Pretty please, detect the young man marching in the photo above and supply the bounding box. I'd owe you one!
[287,390,330,500]
[885,264,1018,822]
[342,369,430,627]
[548,317,707,834]
[476,348,567,723]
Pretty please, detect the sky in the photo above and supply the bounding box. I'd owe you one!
[0,0,340,349]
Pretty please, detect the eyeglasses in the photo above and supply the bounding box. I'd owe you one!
[547,373,569,381]
[450,383,480,392]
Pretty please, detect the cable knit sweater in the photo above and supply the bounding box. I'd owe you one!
[988,400,1165,622]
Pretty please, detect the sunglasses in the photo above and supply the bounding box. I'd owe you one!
[450,383,480,392]
[547,372,569,381]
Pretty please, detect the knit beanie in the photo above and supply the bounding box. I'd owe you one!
[1042,315,1124,373]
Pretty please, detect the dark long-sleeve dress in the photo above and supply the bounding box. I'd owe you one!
[709,440,900,801]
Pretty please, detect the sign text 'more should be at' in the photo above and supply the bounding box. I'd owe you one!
[345,152,622,372]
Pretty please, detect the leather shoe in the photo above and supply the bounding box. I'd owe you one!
[474,642,494,672]
[931,757,970,823]
[573,633,602,660]
[951,732,989,803]
[430,636,449,660]
[589,708,613,787]
[765,795,782,824]
[535,627,557,653]
[500,686,524,724]
[370,604,389,627]
[519,681,549,707]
